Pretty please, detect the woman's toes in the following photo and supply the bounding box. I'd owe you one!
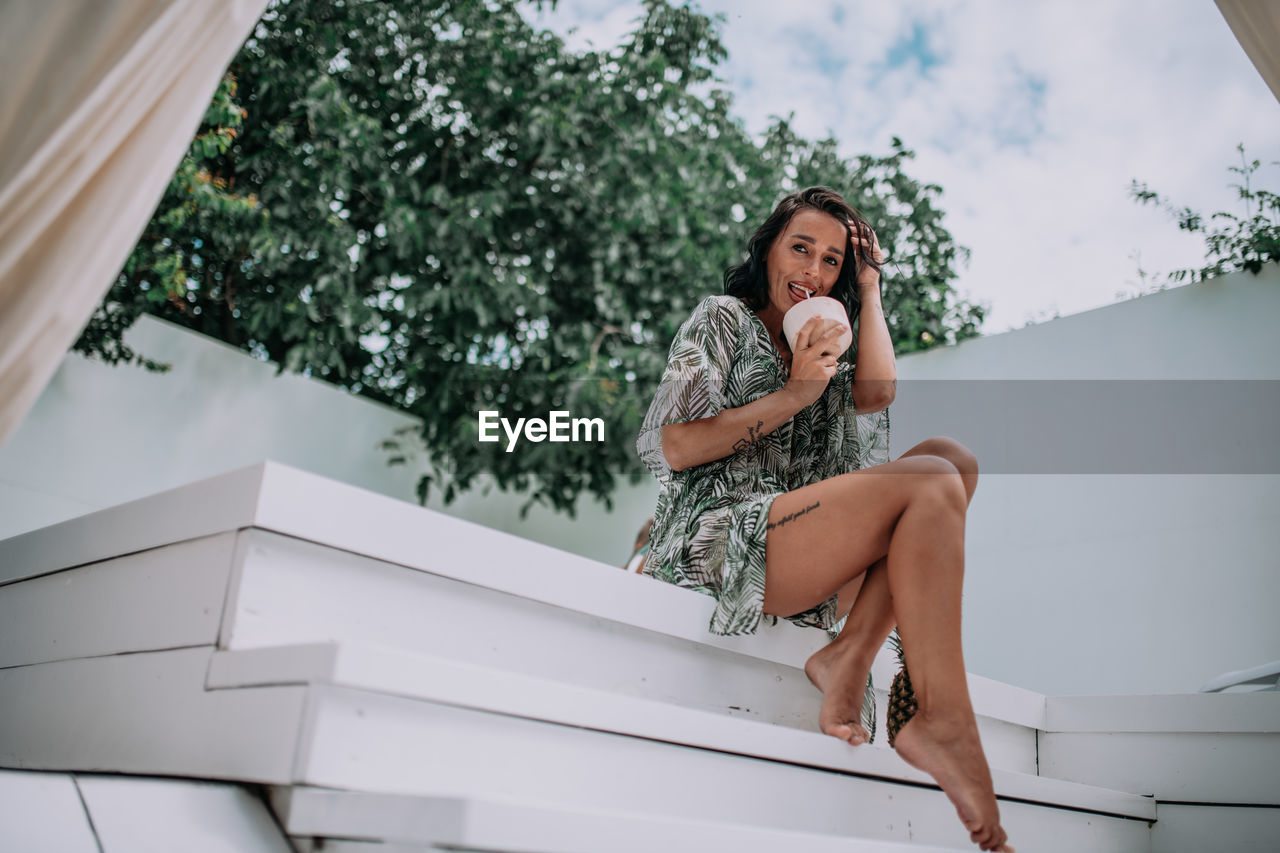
[960,807,997,843]
[822,720,871,746]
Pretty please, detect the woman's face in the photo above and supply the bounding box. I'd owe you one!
[762,208,847,316]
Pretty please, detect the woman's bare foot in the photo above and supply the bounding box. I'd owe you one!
[803,639,875,746]
[893,710,1014,852]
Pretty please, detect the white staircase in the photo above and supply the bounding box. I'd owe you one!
[1,461,1276,852]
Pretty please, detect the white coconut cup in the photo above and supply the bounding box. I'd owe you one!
[782,295,852,356]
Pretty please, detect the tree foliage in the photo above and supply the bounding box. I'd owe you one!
[75,0,983,516]
[1129,142,1280,286]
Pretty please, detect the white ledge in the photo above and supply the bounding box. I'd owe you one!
[1045,692,1280,733]
[209,640,1153,821]
[1,461,1048,728]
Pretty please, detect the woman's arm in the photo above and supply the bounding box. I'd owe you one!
[662,320,844,472]
[850,285,897,413]
[848,227,897,413]
[662,386,805,472]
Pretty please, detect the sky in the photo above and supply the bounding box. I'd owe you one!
[526,0,1279,334]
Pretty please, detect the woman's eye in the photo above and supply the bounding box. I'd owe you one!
[825,257,838,266]
[793,244,807,253]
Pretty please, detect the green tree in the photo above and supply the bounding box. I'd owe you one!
[75,0,981,516]
[74,73,265,371]
[1129,142,1280,288]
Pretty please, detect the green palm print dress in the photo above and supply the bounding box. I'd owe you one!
[637,294,891,636]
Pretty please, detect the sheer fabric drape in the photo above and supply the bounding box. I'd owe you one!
[0,0,268,447]
[1216,0,1280,103]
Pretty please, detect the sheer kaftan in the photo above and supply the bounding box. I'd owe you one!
[636,294,891,636]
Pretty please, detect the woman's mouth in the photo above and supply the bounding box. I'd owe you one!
[788,281,816,302]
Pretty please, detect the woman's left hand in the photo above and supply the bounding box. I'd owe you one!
[848,222,885,293]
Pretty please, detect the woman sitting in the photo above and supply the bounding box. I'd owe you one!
[636,186,1011,852]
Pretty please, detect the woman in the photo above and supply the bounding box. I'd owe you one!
[636,187,1012,852]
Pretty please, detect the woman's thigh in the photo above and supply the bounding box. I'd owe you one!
[762,454,966,618]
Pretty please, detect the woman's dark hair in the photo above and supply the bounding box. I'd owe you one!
[724,186,882,342]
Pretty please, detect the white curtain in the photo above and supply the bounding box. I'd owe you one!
[0,0,268,448]
[1216,0,1280,104]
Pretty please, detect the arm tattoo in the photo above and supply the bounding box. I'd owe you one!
[732,420,766,453]
[766,501,821,531]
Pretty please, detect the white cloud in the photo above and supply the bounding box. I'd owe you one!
[526,0,1280,333]
[526,0,639,52]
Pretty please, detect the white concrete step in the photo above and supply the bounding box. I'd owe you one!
[1042,692,1280,852]
[1043,692,1280,803]
[0,769,292,853]
[0,462,1044,772]
[208,640,1153,822]
[0,647,305,783]
[0,769,100,853]
[274,786,973,853]
[254,644,1155,852]
[10,462,1273,849]
[0,642,1155,851]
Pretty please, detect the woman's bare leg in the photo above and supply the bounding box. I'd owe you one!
[804,557,892,744]
[807,437,982,745]
[761,453,1009,852]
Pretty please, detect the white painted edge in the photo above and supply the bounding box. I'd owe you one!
[207,642,341,688]
[289,839,426,853]
[1045,692,1280,733]
[208,641,1154,820]
[278,786,976,852]
[0,463,267,585]
[965,672,1048,730]
[217,529,260,653]
[1199,659,1280,692]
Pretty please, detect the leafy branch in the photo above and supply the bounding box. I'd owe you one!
[1129,142,1280,288]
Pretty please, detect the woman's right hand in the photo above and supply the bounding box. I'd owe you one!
[784,317,845,408]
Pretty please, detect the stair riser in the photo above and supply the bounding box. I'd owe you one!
[0,533,235,670]
[1151,803,1280,853]
[0,647,302,783]
[0,526,1037,777]
[275,787,974,853]
[226,529,1038,770]
[0,644,1152,853]
[293,684,1151,853]
[223,530,823,731]
[1041,731,1280,803]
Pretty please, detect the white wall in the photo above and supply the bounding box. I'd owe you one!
[0,314,658,568]
[892,264,1280,696]
[1,265,1276,696]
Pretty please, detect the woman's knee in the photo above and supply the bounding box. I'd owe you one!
[895,454,968,511]
[907,437,978,500]
[906,437,977,473]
